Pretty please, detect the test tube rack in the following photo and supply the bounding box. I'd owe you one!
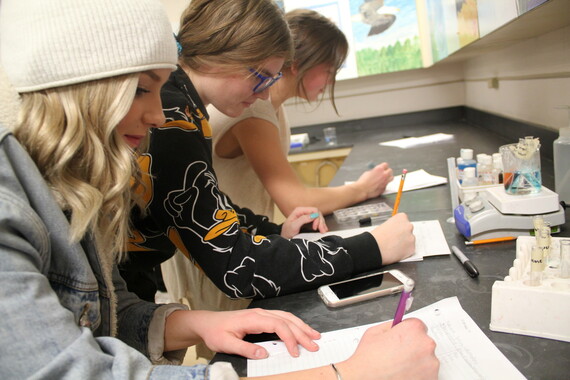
[490,236,570,342]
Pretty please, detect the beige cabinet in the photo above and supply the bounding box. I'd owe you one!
[288,147,352,187]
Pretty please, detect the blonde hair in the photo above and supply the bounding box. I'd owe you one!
[285,9,348,114]
[15,74,140,262]
[177,0,293,74]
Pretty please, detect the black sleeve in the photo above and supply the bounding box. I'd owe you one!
[127,79,383,299]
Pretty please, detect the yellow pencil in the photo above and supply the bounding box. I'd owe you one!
[465,236,516,245]
[392,169,407,216]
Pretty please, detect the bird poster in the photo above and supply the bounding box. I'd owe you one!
[283,0,423,78]
[281,0,527,77]
[477,0,517,38]
[349,0,423,76]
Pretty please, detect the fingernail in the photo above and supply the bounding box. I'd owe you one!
[310,212,319,219]
[292,346,299,357]
[255,348,267,359]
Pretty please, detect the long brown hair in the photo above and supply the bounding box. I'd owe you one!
[285,9,348,114]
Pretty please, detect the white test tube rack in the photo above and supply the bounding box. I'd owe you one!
[490,236,570,342]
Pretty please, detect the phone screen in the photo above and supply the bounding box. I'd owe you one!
[329,272,402,299]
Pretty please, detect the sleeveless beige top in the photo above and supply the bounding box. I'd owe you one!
[208,98,290,220]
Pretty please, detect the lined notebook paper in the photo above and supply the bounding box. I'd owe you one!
[247,297,525,379]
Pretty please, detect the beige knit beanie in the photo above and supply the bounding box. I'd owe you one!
[0,0,178,93]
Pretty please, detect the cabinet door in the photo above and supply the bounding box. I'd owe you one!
[288,148,351,187]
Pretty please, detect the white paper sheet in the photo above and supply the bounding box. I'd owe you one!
[295,220,450,262]
[383,169,448,194]
[345,169,447,193]
[379,133,454,149]
[247,297,526,380]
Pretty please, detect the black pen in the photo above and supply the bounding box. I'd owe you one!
[451,245,479,278]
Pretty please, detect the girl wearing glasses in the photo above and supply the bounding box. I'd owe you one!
[210,9,394,221]
[124,0,416,344]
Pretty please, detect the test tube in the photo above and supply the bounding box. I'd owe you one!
[537,224,551,270]
[560,240,570,279]
[529,245,543,286]
[533,215,544,237]
[548,239,560,269]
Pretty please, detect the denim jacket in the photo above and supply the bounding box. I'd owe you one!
[0,125,237,379]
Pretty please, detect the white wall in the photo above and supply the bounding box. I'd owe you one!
[160,0,190,32]
[284,62,466,128]
[287,24,570,131]
[463,25,570,132]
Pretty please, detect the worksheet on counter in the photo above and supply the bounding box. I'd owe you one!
[383,169,448,194]
[344,169,448,194]
[247,297,526,380]
[379,133,454,149]
[295,220,450,262]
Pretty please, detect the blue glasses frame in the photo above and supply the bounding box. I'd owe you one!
[249,68,282,94]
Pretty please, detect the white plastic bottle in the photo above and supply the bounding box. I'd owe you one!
[553,126,570,204]
[476,153,486,175]
[458,149,476,184]
[462,167,478,187]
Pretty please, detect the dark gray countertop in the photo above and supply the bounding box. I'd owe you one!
[212,113,570,379]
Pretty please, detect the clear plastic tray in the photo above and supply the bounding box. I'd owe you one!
[333,202,393,223]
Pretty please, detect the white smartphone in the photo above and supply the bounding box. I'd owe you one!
[318,269,411,308]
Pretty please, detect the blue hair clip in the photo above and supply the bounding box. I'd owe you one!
[173,33,182,56]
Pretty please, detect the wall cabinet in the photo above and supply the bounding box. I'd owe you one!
[288,147,352,187]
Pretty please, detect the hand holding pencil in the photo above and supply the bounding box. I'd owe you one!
[392,169,407,215]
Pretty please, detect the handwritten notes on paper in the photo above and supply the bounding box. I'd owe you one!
[247,297,526,379]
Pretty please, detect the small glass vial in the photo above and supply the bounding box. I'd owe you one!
[539,223,551,269]
[560,240,570,279]
[492,152,503,184]
[533,215,544,238]
[548,240,560,269]
[478,155,494,185]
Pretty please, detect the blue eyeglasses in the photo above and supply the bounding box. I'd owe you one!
[249,68,282,94]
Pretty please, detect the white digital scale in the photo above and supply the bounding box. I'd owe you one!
[454,185,566,241]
